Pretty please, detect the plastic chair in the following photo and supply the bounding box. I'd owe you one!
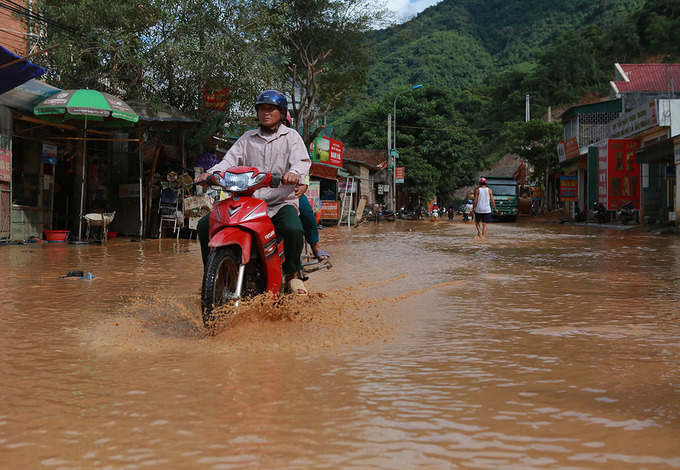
[158,188,182,239]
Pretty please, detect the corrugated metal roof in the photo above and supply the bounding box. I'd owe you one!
[613,63,680,93]
[343,148,387,169]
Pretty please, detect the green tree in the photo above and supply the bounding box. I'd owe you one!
[29,0,285,128]
[502,120,563,212]
[275,0,387,146]
[343,86,483,203]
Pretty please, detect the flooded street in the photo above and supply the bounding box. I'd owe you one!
[1,218,679,469]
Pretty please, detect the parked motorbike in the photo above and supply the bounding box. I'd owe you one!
[398,206,420,220]
[382,208,396,222]
[593,202,607,224]
[200,167,331,328]
[617,201,639,225]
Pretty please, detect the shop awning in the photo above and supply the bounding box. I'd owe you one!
[636,139,674,164]
[310,162,340,180]
[0,79,60,112]
[0,46,46,95]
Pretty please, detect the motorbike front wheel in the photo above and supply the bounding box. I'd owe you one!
[202,247,241,328]
[620,213,630,225]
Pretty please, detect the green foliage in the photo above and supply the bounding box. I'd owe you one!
[31,0,285,131]
[364,0,646,103]
[502,120,563,209]
[343,86,484,202]
[634,0,680,58]
[273,0,386,145]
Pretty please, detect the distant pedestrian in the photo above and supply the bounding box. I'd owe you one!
[471,177,498,238]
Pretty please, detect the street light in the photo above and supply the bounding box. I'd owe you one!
[392,84,423,211]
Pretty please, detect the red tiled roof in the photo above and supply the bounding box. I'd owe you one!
[613,63,680,93]
[344,148,387,168]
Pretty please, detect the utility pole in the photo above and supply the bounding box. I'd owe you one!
[525,94,530,122]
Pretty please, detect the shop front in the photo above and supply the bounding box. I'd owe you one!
[309,135,343,225]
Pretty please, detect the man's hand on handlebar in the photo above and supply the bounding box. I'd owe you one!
[282,172,301,186]
[194,172,211,186]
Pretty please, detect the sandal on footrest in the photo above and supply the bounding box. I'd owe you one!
[288,278,308,295]
[313,250,331,260]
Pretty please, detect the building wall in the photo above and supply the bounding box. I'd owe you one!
[0,1,31,55]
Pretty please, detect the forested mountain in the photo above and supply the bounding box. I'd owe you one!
[333,0,680,204]
[366,0,645,98]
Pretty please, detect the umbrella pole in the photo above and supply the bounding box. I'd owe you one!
[138,127,143,239]
[78,116,87,241]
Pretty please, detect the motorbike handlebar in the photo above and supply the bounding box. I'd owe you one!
[270,173,282,188]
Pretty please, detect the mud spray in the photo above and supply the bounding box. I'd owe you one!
[81,276,464,354]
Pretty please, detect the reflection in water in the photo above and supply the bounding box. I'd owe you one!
[0,220,679,468]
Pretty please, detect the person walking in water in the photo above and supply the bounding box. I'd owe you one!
[471,177,498,239]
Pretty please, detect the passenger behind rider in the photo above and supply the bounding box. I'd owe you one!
[283,112,330,261]
[194,90,311,294]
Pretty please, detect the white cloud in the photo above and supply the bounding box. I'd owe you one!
[385,0,442,21]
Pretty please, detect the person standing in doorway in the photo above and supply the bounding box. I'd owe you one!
[471,177,498,239]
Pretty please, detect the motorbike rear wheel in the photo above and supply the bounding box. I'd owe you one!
[202,247,240,328]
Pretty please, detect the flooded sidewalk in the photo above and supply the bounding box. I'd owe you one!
[1,220,679,468]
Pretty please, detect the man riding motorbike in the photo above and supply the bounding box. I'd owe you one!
[195,90,311,295]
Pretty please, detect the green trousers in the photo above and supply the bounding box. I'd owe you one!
[197,204,304,275]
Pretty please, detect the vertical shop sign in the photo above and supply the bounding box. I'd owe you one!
[395,167,405,183]
[597,146,608,206]
[0,148,11,182]
[607,139,640,210]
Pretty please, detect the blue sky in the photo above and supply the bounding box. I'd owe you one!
[386,0,442,21]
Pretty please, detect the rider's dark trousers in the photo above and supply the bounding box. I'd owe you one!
[197,204,304,275]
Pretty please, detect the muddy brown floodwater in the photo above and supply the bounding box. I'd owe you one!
[1,218,679,469]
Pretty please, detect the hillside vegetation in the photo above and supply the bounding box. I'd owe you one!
[368,0,645,97]
[334,0,680,204]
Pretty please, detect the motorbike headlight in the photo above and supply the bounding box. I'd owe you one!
[221,172,255,192]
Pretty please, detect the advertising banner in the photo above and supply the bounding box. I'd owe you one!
[42,143,57,165]
[203,82,229,110]
[320,201,339,220]
[610,100,658,139]
[601,139,641,210]
[310,136,343,167]
[557,136,580,163]
[305,181,321,213]
[559,176,578,201]
[338,180,356,194]
[0,148,11,182]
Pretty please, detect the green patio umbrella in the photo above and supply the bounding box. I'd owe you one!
[34,89,138,241]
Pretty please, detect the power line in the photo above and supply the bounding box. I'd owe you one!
[0,0,79,36]
[326,113,510,132]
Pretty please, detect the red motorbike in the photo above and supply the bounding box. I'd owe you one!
[200,166,330,327]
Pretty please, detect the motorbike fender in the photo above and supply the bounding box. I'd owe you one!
[208,227,252,265]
